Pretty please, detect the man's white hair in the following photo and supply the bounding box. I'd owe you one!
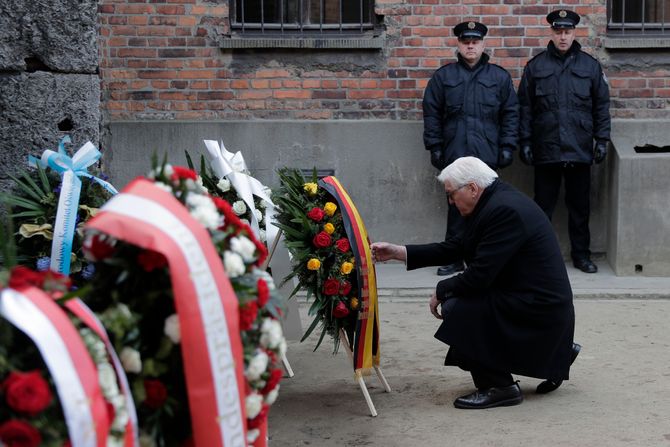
[437,156,498,188]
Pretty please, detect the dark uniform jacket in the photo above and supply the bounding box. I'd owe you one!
[518,41,611,165]
[406,180,575,381]
[423,53,519,168]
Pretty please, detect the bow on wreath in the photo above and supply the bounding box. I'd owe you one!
[29,136,118,275]
[203,140,277,245]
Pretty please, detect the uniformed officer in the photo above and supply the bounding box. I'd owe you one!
[518,9,611,274]
[423,20,519,276]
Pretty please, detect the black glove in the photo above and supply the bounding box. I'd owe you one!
[519,145,534,166]
[594,140,608,164]
[430,150,445,170]
[498,149,513,169]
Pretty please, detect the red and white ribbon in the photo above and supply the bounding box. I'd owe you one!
[86,179,247,447]
[0,287,109,447]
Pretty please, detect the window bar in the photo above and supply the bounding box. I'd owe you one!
[662,0,666,33]
[320,0,324,33]
[339,0,343,33]
[280,0,284,33]
[360,0,363,32]
[621,0,626,33]
[641,0,645,32]
[261,0,265,33]
[240,0,245,32]
[300,0,303,33]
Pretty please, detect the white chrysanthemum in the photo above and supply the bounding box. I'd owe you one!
[245,392,264,419]
[278,338,287,356]
[265,385,280,405]
[186,193,221,230]
[110,396,129,431]
[260,318,284,349]
[120,347,142,373]
[232,200,247,216]
[223,251,246,278]
[217,178,231,192]
[153,181,173,193]
[254,209,263,222]
[195,176,208,193]
[231,236,256,262]
[245,350,269,382]
[247,429,260,444]
[164,313,180,344]
[259,229,267,243]
[98,363,120,397]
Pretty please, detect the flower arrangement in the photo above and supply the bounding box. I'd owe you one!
[0,139,114,284]
[81,163,285,446]
[272,168,359,352]
[0,263,131,447]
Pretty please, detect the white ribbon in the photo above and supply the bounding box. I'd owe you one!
[203,140,274,241]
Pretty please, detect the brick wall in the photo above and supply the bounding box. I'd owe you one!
[98,0,670,121]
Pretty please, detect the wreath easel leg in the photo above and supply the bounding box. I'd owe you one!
[339,328,379,417]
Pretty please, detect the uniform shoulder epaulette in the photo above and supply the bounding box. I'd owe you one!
[527,49,548,64]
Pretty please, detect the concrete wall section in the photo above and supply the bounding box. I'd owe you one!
[107,120,609,256]
[608,120,670,276]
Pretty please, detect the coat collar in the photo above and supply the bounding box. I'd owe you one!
[457,52,490,71]
[547,40,581,59]
[468,178,500,220]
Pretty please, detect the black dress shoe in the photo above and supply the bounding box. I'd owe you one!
[536,343,582,394]
[573,258,598,273]
[437,262,464,276]
[453,383,523,409]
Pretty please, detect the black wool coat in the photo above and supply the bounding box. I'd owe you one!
[406,180,575,381]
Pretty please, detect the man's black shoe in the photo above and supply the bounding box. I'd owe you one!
[453,383,523,409]
[437,262,464,276]
[573,258,597,273]
[536,343,582,394]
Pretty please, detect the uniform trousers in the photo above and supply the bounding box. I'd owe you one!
[533,162,591,262]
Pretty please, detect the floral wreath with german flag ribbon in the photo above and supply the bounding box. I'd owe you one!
[273,169,380,373]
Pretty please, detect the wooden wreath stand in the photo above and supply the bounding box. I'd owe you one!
[339,329,391,417]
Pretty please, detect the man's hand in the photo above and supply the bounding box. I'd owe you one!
[594,141,608,164]
[370,242,407,263]
[430,150,445,170]
[520,145,534,166]
[498,149,513,169]
[429,293,442,319]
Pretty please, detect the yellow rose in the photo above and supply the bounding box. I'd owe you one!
[324,202,337,217]
[307,258,321,270]
[323,223,335,234]
[340,261,354,275]
[303,182,318,196]
[350,297,359,310]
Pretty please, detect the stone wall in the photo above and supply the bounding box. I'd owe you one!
[0,0,101,191]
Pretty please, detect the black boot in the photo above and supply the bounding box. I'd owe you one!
[536,343,582,394]
[454,383,523,409]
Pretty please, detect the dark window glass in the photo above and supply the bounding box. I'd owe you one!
[609,0,670,33]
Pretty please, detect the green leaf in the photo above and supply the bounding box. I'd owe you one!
[312,324,328,352]
[0,194,43,211]
[8,173,44,202]
[37,165,51,194]
[300,315,322,342]
[10,210,45,219]
[184,150,195,170]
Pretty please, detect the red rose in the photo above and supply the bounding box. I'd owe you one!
[0,419,41,447]
[3,370,52,416]
[339,280,352,296]
[253,237,268,267]
[239,301,259,331]
[333,301,350,318]
[261,368,283,394]
[257,278,270,307]
[143,379,168,409]
[84,234,116,261]
[247,403,269,429]
[40,270,72,293]
[7,267,45,290]
[106,401,116,425]
[335,238,350,253]
[137,249,168,272]
[306,207,325,222]
[312,231,331,248]
[323,278,340,296]
[171,166,197,181]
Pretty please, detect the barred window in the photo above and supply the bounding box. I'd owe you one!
[608,0,670,34]
[232,0,377,35]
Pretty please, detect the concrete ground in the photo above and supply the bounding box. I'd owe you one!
[268,262,670,447]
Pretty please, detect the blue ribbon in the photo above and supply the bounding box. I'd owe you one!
[29,136,117,275]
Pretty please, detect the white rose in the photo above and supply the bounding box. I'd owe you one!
[259,229,267,243]
[254,209,263,222]
[117,303,132,319]
[98,363,120,397]
[233,200,247,216]
[217,178,231,192]
[223,251,246,278]
[245,392,264,419]
[195,176,208,193]
[240,218,250,226]
[247,429,260,444]
[164,313,181,344]
[120,347,142,373]
[231,236,257,262]
[265,385,280,405]
[163,164,174,177]
[260,318,283,349]
[245,350,269,382]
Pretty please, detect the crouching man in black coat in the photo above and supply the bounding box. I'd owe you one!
[371,156,580,409]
